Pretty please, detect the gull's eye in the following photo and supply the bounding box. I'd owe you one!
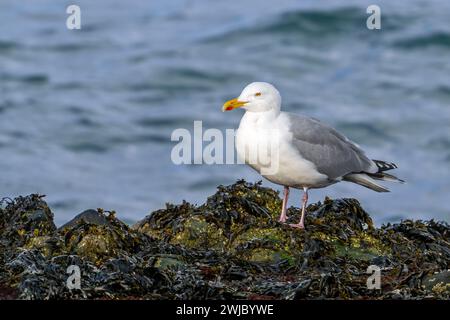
[255,92,262,97]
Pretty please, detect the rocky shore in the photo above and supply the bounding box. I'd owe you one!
[0,180,449,300]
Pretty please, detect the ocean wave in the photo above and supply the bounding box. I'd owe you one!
[202,6,409,45]
[63,132,169,153]
[0,40,20,52]
[257,7,363,34]
[164,67,232,83]
[64,141,109,153]
[427,136,450,151]
[126,67,236,95]
[1,73,49,85]
[42,42,103,52]
[134,117,187,128]
[393,32,450,49]
[335,121,395,145]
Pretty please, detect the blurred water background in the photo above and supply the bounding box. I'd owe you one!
[1,0,449,225]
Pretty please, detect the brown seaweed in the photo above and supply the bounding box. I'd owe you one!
[0,181,448,300]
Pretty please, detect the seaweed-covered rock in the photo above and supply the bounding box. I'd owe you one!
[0,181,449,300]
[0,195,56,250]
[60,209,151,265]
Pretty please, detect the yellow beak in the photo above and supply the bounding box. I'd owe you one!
[222,98,248,112]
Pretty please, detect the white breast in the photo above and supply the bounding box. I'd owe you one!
[236,112,329,189]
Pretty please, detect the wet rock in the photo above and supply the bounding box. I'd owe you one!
[422,271,450,295]
[0,195,56,250]
[0,181,449,300]
[60,209,152,265]
[58,209,111,230]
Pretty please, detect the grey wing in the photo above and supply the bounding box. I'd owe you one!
[286,113,376,180]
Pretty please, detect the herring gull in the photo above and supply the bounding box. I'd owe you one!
[223,82,404,229]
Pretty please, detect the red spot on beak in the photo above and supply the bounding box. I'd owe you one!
[226,106,233,111]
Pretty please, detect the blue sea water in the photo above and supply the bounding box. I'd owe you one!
[0,0,449,225]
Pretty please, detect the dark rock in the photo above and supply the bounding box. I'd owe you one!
[58,209,110,230]
[422,271,450,294]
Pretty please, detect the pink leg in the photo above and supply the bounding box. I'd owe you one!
[278,186,289,223]
[290,188,309,229]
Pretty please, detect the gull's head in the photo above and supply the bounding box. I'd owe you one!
[222,82,281,113]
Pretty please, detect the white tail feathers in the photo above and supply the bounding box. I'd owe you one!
[369,172,405,184]
[343,173,390,192]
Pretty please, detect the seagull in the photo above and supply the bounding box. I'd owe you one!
[222,82,404,229]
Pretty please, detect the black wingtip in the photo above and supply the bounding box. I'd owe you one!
[373,159,398,172]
